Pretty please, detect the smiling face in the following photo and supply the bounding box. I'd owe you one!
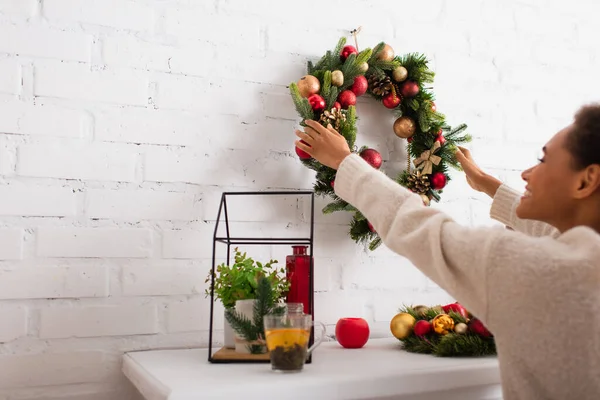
[516,105,600,232]
[516,127,579,225]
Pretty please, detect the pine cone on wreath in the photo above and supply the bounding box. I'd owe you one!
[406,171,431,195]
[368,75,393,97]
[319,107,347,131]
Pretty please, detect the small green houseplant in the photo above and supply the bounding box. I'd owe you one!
[205,248,290,349]
[204,248,289,308]
[225,276,286,354]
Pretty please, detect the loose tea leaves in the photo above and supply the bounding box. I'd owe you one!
[270,344,307,371]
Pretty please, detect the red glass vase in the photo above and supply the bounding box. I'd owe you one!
[286,246,312,315]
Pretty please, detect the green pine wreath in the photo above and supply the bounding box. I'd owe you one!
[289,35,471,250]
[395,304,496,357]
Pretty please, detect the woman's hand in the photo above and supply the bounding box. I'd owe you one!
[454,146,502,198]
[295,120,352,170]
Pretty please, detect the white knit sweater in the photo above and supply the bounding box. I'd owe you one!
[334,154,600,400]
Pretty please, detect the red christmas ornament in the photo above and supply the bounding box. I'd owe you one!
[330,180,335,188]
[382,92,401,109]
[407,137,413,143]
[333,102,341,111]
[337,90,356,109]
[435,129,446,145]
[430,172,447,190]
[359,148,382,169]
[442,302,468,319]
[469,318,493,338]
[335,318,370,349]
[400,80,419,98]
[350,75,368,97]
[340,45,359,61]
[367,221,375,233]
[414,320,432,337]
[307,94,326,111]
[295,140,311,160]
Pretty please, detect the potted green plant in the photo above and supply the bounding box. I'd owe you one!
[205,248,289,349]
[225,275,287,354]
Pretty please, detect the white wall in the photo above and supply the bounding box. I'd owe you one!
[0,0,598,398]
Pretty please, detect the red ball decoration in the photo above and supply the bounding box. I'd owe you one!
[407,137,413,143]
[335,318,370,349]
[430,172,447,190]
[337,90,356,109]
[295,140,311,160]
[367,221,375,233]
[435,130,446,145]
[307,94,326,111]
[441,302,468,319]
[340,45,359,61]
[350,75,368,97]
[359,148,382,169]
[330,180,335,188]
[382,92,401,109]
[333,102,341,111]
[400,80,419,98]
[469,318,493,338]
[414,320,432,337]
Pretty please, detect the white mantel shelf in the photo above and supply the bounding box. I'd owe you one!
[123,338,503,400]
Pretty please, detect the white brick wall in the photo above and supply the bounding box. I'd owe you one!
[0,0,598,398]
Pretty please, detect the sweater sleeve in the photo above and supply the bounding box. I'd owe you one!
[334,154,506,322]
[490,184,560,238]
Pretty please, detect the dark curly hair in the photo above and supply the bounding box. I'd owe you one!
[567,104,600,169]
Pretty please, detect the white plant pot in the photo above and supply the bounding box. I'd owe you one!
[233,299,264,354]
[224,309,235,349]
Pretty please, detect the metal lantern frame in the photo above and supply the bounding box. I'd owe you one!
[207,190,315,364]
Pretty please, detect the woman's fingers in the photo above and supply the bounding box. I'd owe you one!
[294,140,313,154]
[305,120,330,135]
[295,129,315,145]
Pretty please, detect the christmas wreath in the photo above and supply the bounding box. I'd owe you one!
[390,303,496,357]
[289,31,471,250]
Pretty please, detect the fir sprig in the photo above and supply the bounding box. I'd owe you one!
[225,277,286,354]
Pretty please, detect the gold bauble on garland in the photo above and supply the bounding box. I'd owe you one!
[331,70,344,87]
[376,43,395,61]
[393,116,416,139]
[390,312,416,339]
[432,314,455,335]
[358,62,369,72]
[454,322,468,334]
[297,75,320,98]
[392,66,408,82]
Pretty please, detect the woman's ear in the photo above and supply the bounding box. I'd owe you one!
[574,164,600,198]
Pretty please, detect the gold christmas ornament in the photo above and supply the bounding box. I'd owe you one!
[454,322,468,335]
[331,70,344,87]
[297,75,320,98]
[358,62,369,73]
[432,314,455,335]
[393,116,416,139]
[390,312,416,339]
[319,107,346,131]
[392,66,408,82]
[377,44,395,61]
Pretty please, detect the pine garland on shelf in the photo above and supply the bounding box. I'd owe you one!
[289,34,471,251]
[391,303,496,357]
